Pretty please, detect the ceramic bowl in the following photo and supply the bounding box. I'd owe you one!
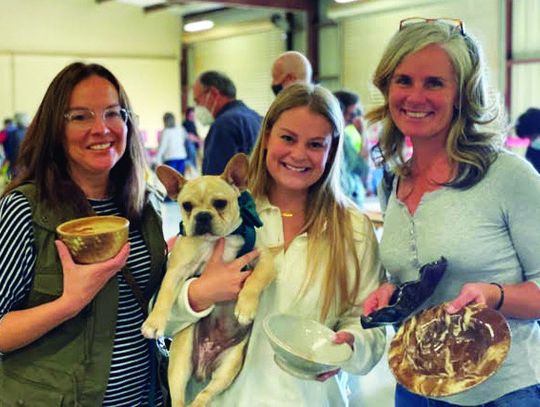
[57,215,129,264]
[263,313,353,380]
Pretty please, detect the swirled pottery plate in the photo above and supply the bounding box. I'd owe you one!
[389,303,511,397]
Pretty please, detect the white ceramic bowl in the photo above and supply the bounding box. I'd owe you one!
[263,313,353,380]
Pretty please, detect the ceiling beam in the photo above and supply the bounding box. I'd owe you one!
[183,6,230,19]
[186,0,312,12]
[144,3,171,13]
[144,1,191,13]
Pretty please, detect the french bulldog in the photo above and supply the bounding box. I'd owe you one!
[141,153,275,407]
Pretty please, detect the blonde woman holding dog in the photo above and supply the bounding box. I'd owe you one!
[0,63,169,406]
[166,83,386,405]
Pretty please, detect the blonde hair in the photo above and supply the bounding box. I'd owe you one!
[366,21,503,188]
[249,83,362,321]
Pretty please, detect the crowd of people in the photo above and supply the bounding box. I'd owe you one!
[0,16,539,407]
[0,113,29,179]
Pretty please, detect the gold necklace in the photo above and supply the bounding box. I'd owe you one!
[281,212,294,218]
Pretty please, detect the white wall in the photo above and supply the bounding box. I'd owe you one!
[511,0,540,121]
[0,0,181,147]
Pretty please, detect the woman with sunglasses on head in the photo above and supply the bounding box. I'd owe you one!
[363,18,540,406]
[0,63,168,406]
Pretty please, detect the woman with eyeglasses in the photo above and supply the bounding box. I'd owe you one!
[0,62,168,406]
[363,18,540,406]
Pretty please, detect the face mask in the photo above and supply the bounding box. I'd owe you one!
[195,93,215,125]
[195,105,214,126]
[271,83,283,96]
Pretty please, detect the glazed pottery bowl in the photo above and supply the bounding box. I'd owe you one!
[57,215,129,264]
[263,313,353,380]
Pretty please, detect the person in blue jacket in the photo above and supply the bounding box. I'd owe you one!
[192,70,261,175]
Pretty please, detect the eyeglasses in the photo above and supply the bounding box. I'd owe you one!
[399,17,465,36]
[64,106,129,129]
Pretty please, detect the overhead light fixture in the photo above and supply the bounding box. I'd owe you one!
[334,0,359,3]
[184,20,214,33]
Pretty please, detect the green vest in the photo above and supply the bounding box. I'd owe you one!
[0,184,167,407]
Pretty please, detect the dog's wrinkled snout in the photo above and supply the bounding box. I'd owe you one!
[194,212,213,235]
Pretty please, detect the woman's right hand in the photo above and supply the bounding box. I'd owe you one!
[188,238,260,312]
[56,240,129,316]
[363,282,397,316]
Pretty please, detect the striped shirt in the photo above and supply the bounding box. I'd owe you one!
[0,192,163,406]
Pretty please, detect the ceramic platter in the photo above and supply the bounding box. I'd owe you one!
[389,303,511,397]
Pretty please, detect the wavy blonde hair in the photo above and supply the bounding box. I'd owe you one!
[249,83,362,321]
[366,21,503,188]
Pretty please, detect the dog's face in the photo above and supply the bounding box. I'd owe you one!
[157,153,250,237]
[177,176,241,237]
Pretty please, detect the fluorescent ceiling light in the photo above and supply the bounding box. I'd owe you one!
[184,20,214,32]
[335,0,359,3]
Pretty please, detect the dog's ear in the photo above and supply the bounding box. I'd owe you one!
[222,153,249,191]
[156,165,187,200]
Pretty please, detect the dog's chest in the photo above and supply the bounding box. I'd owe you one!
[190,236,249,379]
[222,235,244,260]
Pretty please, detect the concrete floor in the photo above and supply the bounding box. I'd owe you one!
[159,197,395,406]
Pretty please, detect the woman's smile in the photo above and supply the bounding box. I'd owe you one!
[264,106,333,195]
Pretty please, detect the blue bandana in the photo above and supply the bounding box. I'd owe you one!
[178,191,263,257]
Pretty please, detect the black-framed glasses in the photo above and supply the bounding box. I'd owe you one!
[64,106,130,129]
[399,17,465,36]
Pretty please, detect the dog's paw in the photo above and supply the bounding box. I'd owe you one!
[141,313,167,339]
[234,297,257,326]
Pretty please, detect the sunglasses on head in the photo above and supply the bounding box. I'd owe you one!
[399,17,465,36]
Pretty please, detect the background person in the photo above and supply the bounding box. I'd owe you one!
[334,90,370,207]
[515,107,540,173]
[155,111,188,176]
[270,51,313,95]
[363,18,540,406]
[182,106,202,171]
[193,70,261,175]
[0,118,14,168]
[0,62,168,406]
[3,112,29,177]
[165,83,386,406]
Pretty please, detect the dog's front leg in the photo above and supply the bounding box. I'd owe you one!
[142,239,203,339]
[235,251,276,325]
[190,336,249,407]
[168,326,194,407]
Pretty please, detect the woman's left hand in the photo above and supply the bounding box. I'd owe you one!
[316,331,354,382]
[446,282,502,314]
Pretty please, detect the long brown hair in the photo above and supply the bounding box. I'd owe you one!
[249,83,362,321]
[3,62,147,223]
